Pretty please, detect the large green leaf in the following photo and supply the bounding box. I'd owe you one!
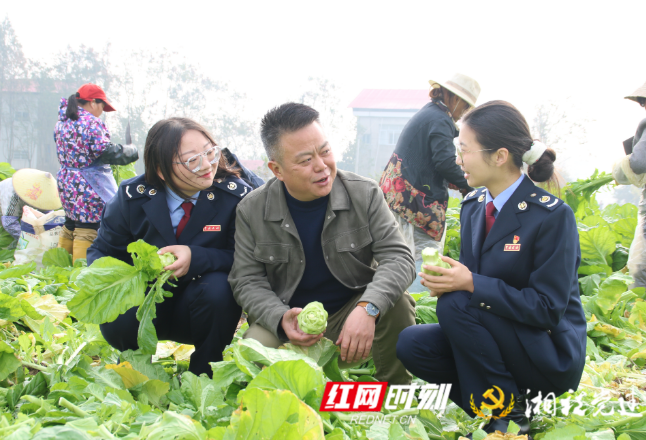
[282,338,339,367]
[42,248,73,268]
[211,361,251,390]
[181,372,225,418]
[542,423,587,440]
[0,162,16,180]
[579,227,618,265]
[127,239,163,280]
[67,257,146,324]
[0,262,36,279]
[135,284,163,355]
[611,217,638,247]
[596,273,633,314]
[235,338,321,371]
[245,360,326,402]
[0,340,21,381]
[119,350,171,383]
[111,163,138,186]
[603,203,638,222]
[0,292,26,321]
[215,388,324,440]
[31,426,93,440]
[139,410,207,440]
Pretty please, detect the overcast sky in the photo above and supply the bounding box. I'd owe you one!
[4,0,646,183]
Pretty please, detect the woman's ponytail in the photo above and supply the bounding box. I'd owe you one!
[66,93,80,121]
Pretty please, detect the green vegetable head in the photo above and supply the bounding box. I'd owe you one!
[297,301,328,335]
[421,247,451,276]
[159,253,176,268]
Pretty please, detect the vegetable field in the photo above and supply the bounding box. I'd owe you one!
[2,171,646,439]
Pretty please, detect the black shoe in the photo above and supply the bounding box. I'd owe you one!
[467,394,533,439]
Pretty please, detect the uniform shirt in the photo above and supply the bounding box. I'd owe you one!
[283,184,356,316]
[166,187,200,235]
[485,174,525,219]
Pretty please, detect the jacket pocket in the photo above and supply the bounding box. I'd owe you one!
[333,226,375,287]
[253,243,290,264]
[335,226,372,252]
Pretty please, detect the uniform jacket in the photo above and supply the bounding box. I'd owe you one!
[228,170,416,340]
[380,101,472,240]
[459,177,586,391]
[88,174,251,285]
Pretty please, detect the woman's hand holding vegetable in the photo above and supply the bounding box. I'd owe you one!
[158,245,192,278]
[421,255,474,298]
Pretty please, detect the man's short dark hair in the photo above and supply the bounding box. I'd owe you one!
[260,102,320,162]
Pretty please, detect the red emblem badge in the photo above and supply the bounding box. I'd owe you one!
[203,225,221,232]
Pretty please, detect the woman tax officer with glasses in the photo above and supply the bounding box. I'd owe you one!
[88,117,252,376]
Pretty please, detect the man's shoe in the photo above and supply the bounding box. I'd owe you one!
[466,394,533,439]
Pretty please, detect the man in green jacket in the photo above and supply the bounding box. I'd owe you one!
[229,102,417,384]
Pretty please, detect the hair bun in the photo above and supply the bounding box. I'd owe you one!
[527,148,556,183]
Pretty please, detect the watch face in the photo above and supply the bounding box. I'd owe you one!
[366,303,379,316]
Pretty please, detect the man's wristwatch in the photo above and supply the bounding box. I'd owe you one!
[357,301,380,318]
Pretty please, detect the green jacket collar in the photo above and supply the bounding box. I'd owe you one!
[264,175,350,222]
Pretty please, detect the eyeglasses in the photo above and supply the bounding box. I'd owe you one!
[174,145,221,173]
[456,146,492,162]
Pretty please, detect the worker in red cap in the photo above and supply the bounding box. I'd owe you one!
[55,83,139,262]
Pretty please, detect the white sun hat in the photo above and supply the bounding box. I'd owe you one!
[429,73,481,108]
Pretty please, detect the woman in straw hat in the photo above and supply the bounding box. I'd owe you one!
[397,101,585,438]
[54,83,138,262]
[379,73,479,292]
[88,117,251,377]
[612,80,646,287]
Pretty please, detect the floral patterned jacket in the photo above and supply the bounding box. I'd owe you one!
[54,98,112,223]
[379,101,471,241]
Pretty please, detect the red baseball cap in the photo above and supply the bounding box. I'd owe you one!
[76,83,116,112]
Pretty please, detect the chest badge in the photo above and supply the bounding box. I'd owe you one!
[228,182,237,190]
[149,189,157,196]
[467,190,476,198]
[207,192,214,200]
[203,225,221,232]
[478,195,485,202]
[518,201,527,211]
[504,235,521,251]
[540,196,550,203]
[137,185,145,194]
[530,193,537,197]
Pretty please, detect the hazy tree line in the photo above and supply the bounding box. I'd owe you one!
[0,17,357,176]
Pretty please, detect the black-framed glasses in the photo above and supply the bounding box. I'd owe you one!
[174,145,221,173]
[456,146,493,161]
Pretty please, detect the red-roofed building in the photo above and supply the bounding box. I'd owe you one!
[347,89,428,179]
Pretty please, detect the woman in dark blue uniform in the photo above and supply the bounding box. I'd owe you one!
[88,117,252,377]
[397,101,586,438]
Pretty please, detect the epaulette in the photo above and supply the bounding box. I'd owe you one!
[121,176,158,200]
[524,189,564,211]
[461,187,487,204]
[212,176,252,199]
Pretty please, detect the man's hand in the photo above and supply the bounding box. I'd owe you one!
[336,307,376,362]
[158,245,192,278]
[281,308,324,346]
[420,255,473,298]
